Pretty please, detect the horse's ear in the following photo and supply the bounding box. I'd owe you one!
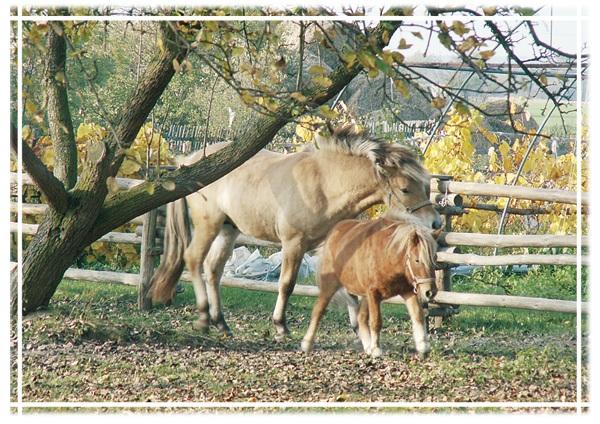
[431,227,443,240]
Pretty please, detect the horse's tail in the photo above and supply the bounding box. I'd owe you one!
[148,197,191,305]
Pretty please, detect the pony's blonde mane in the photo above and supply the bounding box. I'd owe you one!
[314,125,430,186]
[386,221,438,269]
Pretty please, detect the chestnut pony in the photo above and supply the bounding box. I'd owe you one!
[149,126,441,340]
[301,217,441,358]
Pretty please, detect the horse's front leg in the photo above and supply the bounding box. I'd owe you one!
[404,293,430,358]
[203,225,239,337]
[184,220,223,334]
[272,241,305,341]
[366,291,383,358]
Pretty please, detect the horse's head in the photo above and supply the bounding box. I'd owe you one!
[404,226,443,305]
[377,152,441,230]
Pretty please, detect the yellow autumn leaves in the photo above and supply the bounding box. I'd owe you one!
[32,122,173,178]
[424,109,586,235]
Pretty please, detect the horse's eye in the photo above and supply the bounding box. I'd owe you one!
[401,188,409,194]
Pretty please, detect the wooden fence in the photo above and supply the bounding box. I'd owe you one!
[10,172,589,318]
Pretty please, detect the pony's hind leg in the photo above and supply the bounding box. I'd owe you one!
[366,292,384,358]
[346,292,360,334]
[203,224,239,336]
[356,297,371,352]
[301,273,340,353]
[272,240,306,340]
[404,293,430,358]
[184,217,224,334]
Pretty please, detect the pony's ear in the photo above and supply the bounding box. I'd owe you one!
[411,229,421,246]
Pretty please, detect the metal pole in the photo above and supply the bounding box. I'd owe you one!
[493,78,577,255]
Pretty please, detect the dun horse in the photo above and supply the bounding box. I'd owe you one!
[150,126,441,339]
[301,217,441,358]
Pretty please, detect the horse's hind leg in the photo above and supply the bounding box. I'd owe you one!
[301,273,340,353]
[184,216,224,334]
[272,240,305,340]
[203,224,239,336]
[404,293,430,358]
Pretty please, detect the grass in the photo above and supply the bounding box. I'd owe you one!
[14,267,587,410]
[525,98,576,137]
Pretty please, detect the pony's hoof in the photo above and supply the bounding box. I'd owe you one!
[370,347,383,358]
[300,339,313,353]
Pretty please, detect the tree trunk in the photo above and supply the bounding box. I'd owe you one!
[12,23,188,316]
[46,21,77,190]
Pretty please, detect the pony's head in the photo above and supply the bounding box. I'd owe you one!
[389,223,442,305]
[317,125,442,229]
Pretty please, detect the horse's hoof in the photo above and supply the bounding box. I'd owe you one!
[370,347,383,358]
[216,326,233,338]
[416,350,430,360]
[192,319,210,334]
[213,320,233,337]
[273,324,290,342]
[274,332,289,342]
[300,339,313,353]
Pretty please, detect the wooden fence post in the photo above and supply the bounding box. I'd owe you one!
[431,175,457,329]
[138,209,158,310]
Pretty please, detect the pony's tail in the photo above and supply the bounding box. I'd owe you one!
[148,197,191,305]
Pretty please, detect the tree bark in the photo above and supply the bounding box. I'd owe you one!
[46,21,77,190]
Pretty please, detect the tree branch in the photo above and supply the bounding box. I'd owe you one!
[86,20,400,243]
[485,21,563,111]
[107,21,190,176]
[11,123,69,213]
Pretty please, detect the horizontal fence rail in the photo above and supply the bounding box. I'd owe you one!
[438,232,586,248]
[431,179,588,206]
[12,223,587,266]
[12,222,142,244]
[31,265,584,315]
[437,251,584,266]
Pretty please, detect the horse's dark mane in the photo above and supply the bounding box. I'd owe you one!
[315,125,429,185]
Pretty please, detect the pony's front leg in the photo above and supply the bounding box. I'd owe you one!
[272,241,305,341]
[203,225,239,337]
[366,292,383,358]
[301,273,340,353]
[404,293,430,358]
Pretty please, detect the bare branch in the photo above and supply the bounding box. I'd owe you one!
[11,123,69,213]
